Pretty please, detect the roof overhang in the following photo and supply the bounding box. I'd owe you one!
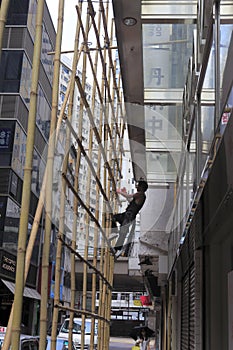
[1,279,41,300]
[112,0,147,181]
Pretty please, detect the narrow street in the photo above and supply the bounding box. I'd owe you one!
[109,337,134,350]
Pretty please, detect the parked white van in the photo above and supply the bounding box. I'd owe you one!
[57,318,97,350]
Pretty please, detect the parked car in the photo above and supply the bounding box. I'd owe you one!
[0,326,73,350]
[0,327,39,350]
[57,318,97,350]
[46,335,75,350]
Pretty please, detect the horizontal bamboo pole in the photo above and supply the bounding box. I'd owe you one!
[55,304,110,323]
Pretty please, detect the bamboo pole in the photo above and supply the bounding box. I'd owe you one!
[3,4,93,349]
[100,7,110,346]
[103,4,112,349]
[97,8,107,343]
[89,10,102,347]
[0,0,10,59]
[92,6,106,347]
[58,236,112,289]
[40,1,65,350]
[2,48,72,350]
[79,10,90,350]
[68,2,84,344]
[11,1,44,350]
[52,2,83,350]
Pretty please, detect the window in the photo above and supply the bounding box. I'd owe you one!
[0,51,23,92]
[0,0,30,25]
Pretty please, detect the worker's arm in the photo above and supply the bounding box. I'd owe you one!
[116,188,134,201]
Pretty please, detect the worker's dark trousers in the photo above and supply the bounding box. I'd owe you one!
[112,211,135,249]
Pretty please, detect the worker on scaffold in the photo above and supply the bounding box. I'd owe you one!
[111,179,148,251]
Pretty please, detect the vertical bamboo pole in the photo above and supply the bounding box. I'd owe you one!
[68,11,85,350]
[52,3,83,350]
[40,1,65,350]
[101,3,112,349]
[11,1,44,350]
[97,3,107,344]
[2,48,73,350]
[94,6,105,348]
[0,0,10,58]
[89,14,101,350]
[69,6,84,349]
[80,9,91,350]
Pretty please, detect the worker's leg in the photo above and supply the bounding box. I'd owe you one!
[114,212,132,249]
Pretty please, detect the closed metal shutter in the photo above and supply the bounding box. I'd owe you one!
[189,264,195,349]
[181,272,189,350]
[181,264,195,350]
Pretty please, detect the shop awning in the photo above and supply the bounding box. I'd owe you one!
[1,279,41,300]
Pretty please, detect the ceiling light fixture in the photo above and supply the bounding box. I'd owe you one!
[123,17,137,26]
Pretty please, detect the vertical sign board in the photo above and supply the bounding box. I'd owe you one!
[228,270,233,349]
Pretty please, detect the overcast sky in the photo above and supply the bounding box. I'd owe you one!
[46,0,77,52]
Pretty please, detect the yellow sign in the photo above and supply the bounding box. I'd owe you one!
[133,299,142,306]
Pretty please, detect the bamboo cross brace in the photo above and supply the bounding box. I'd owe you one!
[64,117,112,212]
[76,4,123,180]
[86,0,121,138]
[62,173,116,255]
[99,1,122,107]
[75,75,120,203]
[58,235,113,289]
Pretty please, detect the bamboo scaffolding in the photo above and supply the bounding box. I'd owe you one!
[68,5,85,349]
[51,2,83,350]
[58,236,112,289]
[97,9,108,345]
[2,3,109,350]
[56,304,110,323]
[87,0,120,138]
[10,1,44,350]
[86,17,122,168]
[75,5,122,180]
[40,2,65,350]
[79,12,91,350]
[1,2,125,350]
[62,173,115,254]
[89,26,101,349]
[2,38,77,350]
[75,76,120,202]
[64,117,112,211]
[77,5,122,177]
[0,0,10,58]
[103,5,114,347]
[100,7,111,346]
[91,7,108,348]
[99,1,123,110]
